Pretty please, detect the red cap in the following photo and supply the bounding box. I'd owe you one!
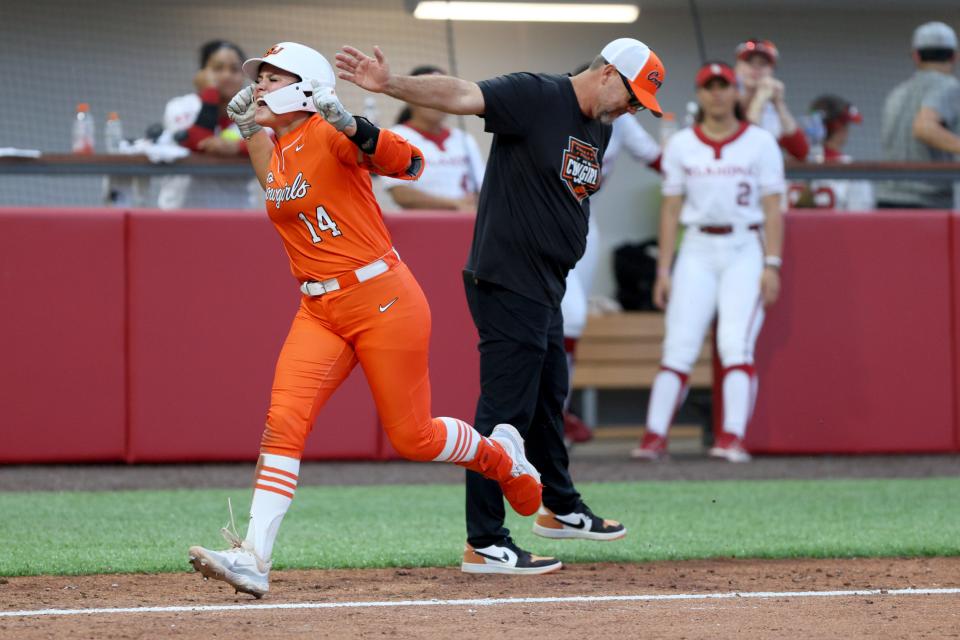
[735,39,779,65]
[695,62,736,88]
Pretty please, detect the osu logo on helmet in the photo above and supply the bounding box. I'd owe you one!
[263,45,285,57]
[646,70,663,89]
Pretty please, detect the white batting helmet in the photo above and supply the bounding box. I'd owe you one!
[243,42,337,114]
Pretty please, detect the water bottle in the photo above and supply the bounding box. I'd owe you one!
[660,112,677,146]
[104,112,124,154]
[363,97,380,127]
[801,111,826,164]
[72,103,95,154]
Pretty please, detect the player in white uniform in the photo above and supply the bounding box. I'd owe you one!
[631,61,785,462]
[380,65,485,211]
[561,112,661,443]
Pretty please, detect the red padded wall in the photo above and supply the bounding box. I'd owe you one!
[379,212,480,458]
[125,209,379,462]
[0,209,126,462]
[748,211,956,453]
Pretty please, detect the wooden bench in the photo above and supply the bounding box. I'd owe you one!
[571,311,713,427]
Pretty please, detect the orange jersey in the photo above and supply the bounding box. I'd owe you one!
[265,115,424,282]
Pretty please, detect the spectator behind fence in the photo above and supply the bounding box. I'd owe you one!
[789,95,874,211]
[157,40,261,209]
[735,38,809,161]
[875,22,960,210]
[380,65,485,212]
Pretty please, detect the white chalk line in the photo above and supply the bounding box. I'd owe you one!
[3,587,960,619]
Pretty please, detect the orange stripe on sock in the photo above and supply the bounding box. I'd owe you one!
[257,474,297,490]
[260,465,298,481]
[255,483,294,499]
[452,425,468,462]
[456,421,474,462]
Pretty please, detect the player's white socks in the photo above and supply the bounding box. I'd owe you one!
[245,453,300,563]
[645,367,689,437]
[432,417,481,463]
[722,365,757,439]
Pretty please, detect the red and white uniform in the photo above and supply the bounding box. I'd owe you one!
[380,124,485,200]
[158,92,261,209]
[646,121,784,440]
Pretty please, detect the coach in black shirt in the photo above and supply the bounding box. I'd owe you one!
[338,38,666,575]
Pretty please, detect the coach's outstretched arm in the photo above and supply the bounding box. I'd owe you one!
[336,45,485,116]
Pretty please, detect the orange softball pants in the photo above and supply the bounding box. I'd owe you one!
[261,262,447,460]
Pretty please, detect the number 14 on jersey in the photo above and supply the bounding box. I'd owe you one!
[299,206,342,243]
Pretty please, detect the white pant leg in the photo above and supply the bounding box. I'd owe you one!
[561,217,599,339]
[661,234,720,373]
[561,266,588,339]
[716,233,765,368]
[577,216,602,297]
[716,232,765,438]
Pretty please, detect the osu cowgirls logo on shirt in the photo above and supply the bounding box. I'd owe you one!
[560,137,601,203]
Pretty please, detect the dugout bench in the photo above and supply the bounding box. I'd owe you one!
[571,311,713,430]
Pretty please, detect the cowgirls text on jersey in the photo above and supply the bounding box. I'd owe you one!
[265,172,311,209]
[560,137,601,203]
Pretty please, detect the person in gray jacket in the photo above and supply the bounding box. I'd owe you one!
[875,21,960,209]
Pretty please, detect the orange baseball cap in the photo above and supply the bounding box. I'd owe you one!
[601,38,665,118]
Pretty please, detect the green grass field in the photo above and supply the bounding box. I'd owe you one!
[2,477,958,577]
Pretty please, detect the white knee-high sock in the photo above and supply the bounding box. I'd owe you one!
[646,368,689,437]
[722,365,756,438]
[245,453,300,563]
[431,417,482,463]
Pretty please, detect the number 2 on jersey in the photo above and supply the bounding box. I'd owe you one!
[299,206,342,243]
[736,182,751,207]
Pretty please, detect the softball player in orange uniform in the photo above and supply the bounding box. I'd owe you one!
[188,42,541,598]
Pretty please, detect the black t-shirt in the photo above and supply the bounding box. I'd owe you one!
[466,73,611,308]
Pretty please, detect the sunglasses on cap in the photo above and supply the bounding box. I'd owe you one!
[618,73,646,111]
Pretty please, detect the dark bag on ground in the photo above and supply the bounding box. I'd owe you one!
[614,239,659,311]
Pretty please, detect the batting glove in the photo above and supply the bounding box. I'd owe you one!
[226,86,262,139]
[311,80,356,132]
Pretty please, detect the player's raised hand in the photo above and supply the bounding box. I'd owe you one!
[226,86,261,139]
[311,81,356,132]
[336,45,391,93]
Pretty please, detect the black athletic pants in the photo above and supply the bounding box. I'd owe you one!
[463,273,581,548]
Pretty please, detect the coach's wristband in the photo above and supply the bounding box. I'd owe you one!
[764,255,783,270]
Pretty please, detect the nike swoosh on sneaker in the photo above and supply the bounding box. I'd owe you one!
[379,297,399,313]
[554,515,587,529]
[474,550,510,563]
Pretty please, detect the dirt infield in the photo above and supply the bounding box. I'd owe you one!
[3,450,959,637]
[2,557,959,639]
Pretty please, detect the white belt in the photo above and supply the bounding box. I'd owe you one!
[299,248,400,297]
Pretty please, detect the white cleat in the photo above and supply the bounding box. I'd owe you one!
[189,530,270,598]
[489,424,541,484]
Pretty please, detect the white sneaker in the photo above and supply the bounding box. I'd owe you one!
[461,540,562,575]
[189,529,270,598]
[708,434,752,463]
[532,505,627,541]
